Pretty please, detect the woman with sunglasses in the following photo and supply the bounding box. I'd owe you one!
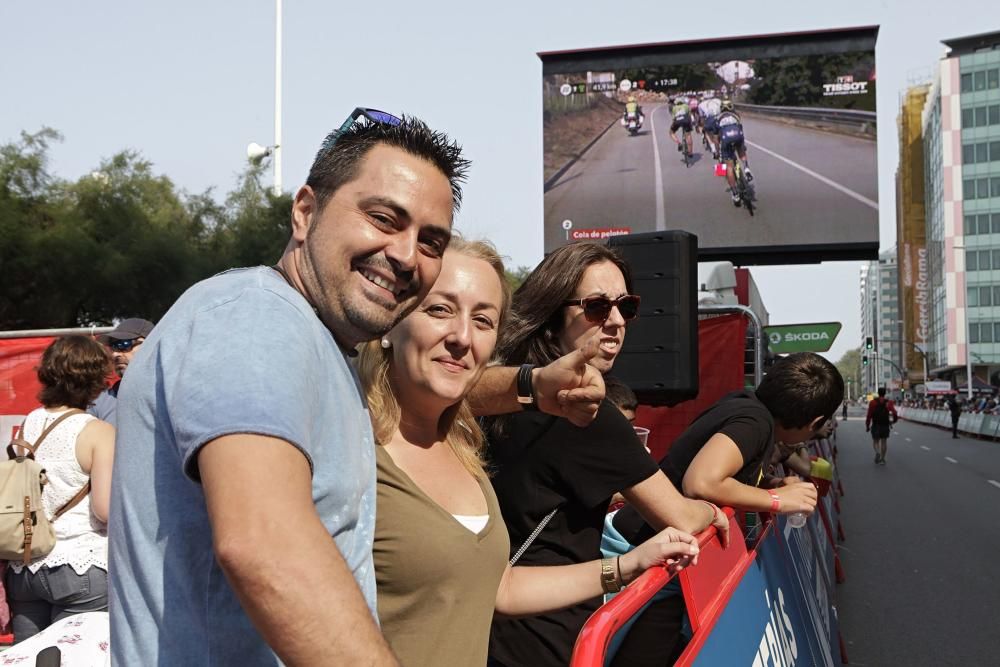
[356,238,700,667]
[485,241,729,667]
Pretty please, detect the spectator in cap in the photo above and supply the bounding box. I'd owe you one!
[87,318,154,426]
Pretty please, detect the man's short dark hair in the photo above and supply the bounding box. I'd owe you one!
[877,387,887,397]
[605,376,638,413]
[755,352,844,429]
[306,115,470,214]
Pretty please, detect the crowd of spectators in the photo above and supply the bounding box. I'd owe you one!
[898,394,1000,413]
[4,110,846,666]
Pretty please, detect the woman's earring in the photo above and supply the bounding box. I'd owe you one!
[380,338,391,349]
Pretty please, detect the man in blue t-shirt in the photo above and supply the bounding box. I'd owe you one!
[110,113,608,666]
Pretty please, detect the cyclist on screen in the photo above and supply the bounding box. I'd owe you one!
[717,99,753,205]
[669,97,694,157]
[689,95,701,132]
[700,95,723,160]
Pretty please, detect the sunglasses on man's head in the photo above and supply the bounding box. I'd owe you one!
[562,294,641,323]
[318,107,403,155]
[109,338,141,352]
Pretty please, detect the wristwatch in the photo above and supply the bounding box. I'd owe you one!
[517,364,538,411]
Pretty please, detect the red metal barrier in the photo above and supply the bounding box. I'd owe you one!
[571,508,744,667]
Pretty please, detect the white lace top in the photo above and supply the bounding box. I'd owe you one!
[11,408,108,575]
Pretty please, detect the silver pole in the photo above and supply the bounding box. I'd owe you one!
[0,327,115,340]
[273,0,283,195]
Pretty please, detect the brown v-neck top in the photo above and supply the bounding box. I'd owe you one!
[373,445,509,667]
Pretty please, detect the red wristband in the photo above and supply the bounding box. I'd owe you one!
[769,491,781,512]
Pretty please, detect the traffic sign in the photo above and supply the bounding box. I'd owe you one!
[764,322,842,353]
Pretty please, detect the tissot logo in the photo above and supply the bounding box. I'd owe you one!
[823,75,869,96]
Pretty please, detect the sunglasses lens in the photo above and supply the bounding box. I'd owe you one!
[582,298,613,322]
[364,109,403,126]
[110,339,134,352]
[618,296,641,320]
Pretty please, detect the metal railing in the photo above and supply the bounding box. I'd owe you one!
[738,103,876,135]
[0,327,114,340]
[698,304,764,387]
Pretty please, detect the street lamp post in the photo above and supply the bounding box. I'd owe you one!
[246,0,283,195]
[273,0,282,195]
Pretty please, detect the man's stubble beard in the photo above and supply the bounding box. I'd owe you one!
[302,238,418,346]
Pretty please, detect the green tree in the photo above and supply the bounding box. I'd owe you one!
[835,347,862,395]
[504,265,533,293]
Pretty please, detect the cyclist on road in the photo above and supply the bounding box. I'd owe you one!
[689,95,701,132]
[669,96,694,158]
[717,99,753,205]
[700,96,723,160]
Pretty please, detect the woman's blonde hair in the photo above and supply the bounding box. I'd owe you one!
[356,236,511,479]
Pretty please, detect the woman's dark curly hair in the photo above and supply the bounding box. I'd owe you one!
[37,335,112,409]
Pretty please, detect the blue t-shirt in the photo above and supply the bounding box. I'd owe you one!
[109,266,377,666]
[87,382,118,426]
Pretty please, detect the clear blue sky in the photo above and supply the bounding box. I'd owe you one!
[2,1,995,362]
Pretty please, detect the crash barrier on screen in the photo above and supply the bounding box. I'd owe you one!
[737,103,877,137]
[898,406,1000,440]
[571,436,847,667]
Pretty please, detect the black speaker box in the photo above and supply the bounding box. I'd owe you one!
[608,231,699,406]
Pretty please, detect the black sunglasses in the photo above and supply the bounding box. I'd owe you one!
[562,294,641,323]
[318,107,403,155]
[109,338,141,352]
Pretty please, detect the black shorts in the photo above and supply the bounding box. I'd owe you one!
[870,423,891,439]
[720,137,745,161]
[670,117,692,134]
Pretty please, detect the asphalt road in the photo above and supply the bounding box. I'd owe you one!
[834,411,1000,666]
[543,104,878,252]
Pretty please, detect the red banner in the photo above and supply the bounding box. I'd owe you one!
[636,314,748,461]
[0,337,54,419]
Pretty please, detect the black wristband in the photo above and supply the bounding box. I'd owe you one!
[517,363,538,410]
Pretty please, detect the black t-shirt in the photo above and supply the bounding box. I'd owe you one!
[613,390,774,545]
[487,401,660,667]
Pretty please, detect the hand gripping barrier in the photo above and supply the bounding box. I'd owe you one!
[571,509,747,666]
[571,503,847,666]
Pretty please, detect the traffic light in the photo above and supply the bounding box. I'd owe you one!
[865,336,873,351]
[862,355,869,366]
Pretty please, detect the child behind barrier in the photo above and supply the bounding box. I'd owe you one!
[607,352,843,665]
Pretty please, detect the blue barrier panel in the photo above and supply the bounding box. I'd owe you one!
[779,514,842,665]
[690,521,830,666]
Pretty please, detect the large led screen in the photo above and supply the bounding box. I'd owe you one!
[541,27,879,264]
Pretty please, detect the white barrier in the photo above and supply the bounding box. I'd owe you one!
[897,407,1000,440]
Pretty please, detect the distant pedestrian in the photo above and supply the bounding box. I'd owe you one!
[948,396,962,438]
[865,388,898,465]
[841,401,848,421]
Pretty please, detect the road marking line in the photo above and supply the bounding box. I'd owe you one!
[988,480,1000,490]
[745,140,878,210]
[920,446,931,451]
[650,106,666,231]
[905,437,912,442]
[945,457,958,464]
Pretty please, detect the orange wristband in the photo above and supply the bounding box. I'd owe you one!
[769,491,781,512]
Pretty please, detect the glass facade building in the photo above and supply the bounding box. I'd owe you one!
[921,31,1000,387]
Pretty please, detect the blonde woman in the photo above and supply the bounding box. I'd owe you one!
[357,238,699,667]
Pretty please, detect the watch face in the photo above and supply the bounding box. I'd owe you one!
[517,396,534,404]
